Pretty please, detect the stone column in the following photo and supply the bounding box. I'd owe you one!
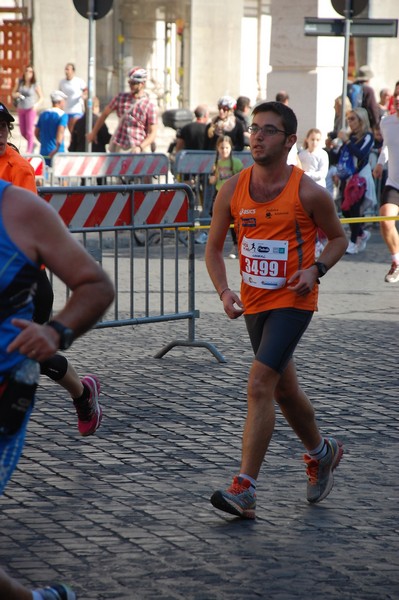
[189,0,244,112]
[267,0,346,143]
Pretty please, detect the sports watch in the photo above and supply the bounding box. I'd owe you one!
[46,320,74,350]
[313,261,329,278]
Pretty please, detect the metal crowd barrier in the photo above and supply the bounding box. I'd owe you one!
[173,150,254,222]
[51,152,170,187]
[23,153,47,185]
[37,183,226,363]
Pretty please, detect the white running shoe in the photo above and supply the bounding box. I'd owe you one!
[356,230,371,252]
[345,241,358,255]
[384,262,399,283]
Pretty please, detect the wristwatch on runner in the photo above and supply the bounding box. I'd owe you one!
[46,320,74,350]
[313,261,329,278]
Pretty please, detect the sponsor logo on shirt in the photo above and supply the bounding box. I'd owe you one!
[241,218,256,227]
[265,209,289,218]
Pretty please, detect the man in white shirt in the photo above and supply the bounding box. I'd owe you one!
[373,81,399,283]
[59,62,87,133]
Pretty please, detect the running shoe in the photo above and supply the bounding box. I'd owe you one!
[384,262,399,283]
[210,476,256,519]
[345,241,358,255]
[73,374,102,436]
[195,231,208,245]
[356,229,371,252]
[304,437,344,504]
[33,583,77,600]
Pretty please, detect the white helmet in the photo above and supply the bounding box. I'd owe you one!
[217,95,236,110]
[128,67,147,83]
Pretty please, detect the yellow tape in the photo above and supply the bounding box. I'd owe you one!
[175,215,399,231]
[340,215,399,224]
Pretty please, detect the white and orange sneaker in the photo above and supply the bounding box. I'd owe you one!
[304,437,344,504]
[210,476,256,519]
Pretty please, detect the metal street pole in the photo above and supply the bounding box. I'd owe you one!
[86,0,95,152]
[118,19,125,94]
[341,0,352,130]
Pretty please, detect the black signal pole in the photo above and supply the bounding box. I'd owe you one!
[86,0,95,152]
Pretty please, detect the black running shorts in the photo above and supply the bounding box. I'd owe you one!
[380,185,399,207]
[244,308,313,374]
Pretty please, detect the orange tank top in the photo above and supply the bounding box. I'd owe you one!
[230,165,318,314]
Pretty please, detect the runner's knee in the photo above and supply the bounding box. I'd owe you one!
[40,354,68,381]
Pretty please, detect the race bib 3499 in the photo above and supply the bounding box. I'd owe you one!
[240,236,288,290]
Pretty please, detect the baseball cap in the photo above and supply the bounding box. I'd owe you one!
[128,67,147,83]
[50,90,67,103]
[0,102,15,122]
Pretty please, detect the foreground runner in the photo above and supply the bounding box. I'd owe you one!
[0,181,114,597]
[205,101,347,518]
[0,102,104,437]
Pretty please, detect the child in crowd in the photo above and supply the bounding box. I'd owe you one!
[323,132,341,201]
[298,128,330,257]
[209,135,243,258]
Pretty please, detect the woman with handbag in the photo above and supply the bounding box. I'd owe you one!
[335,107,377,255]
[11,65,43,153]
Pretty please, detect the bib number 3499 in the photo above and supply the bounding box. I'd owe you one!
[243,257,281,277]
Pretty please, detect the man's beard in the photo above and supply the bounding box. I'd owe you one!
[251,142,289,166]
[252,154,273,166]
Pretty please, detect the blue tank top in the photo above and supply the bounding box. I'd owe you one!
[0,179,39,379]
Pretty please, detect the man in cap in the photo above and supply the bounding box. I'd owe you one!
[34,90,68,166]
[0,102,36,190]
[350,65,380,129]
[87,66,157,153]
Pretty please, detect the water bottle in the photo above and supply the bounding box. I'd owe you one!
[13,358,40,385]
[0,359,39,436]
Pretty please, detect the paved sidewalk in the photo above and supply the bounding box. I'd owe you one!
[0,232,398,599]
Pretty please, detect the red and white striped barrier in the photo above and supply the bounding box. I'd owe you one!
[52,152,169,180]
[39,188,189,227]
[175,150,254,174]
[23,154,46,178]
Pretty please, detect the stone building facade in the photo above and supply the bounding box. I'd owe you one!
[2,0,398,144]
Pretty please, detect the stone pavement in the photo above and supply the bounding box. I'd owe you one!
[1,230,398,600]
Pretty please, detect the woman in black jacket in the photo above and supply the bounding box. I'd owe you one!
[204,95,244,151]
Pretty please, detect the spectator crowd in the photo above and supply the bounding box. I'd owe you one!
[4,61,399,279]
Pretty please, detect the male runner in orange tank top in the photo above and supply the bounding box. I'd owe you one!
[205,101,347,518]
